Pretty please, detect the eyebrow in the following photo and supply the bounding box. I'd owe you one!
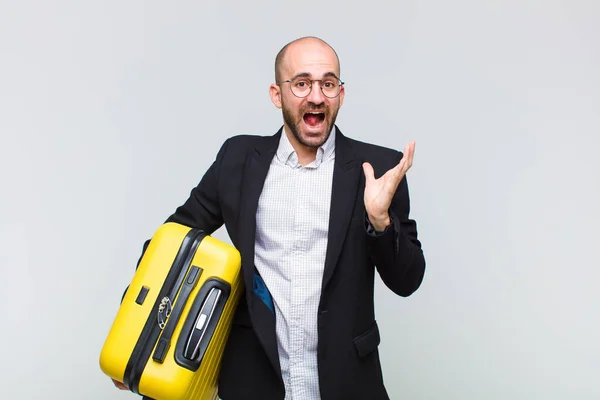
[290,71,340,80]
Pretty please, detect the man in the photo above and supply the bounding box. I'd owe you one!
[117,36,425,399]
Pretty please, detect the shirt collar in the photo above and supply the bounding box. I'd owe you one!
[277,126,336,168]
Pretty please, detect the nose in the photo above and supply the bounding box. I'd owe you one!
[306,81,326,105]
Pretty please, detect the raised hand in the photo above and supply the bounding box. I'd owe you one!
[362,141,415,231]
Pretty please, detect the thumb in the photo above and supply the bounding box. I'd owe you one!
[362,162,375,184]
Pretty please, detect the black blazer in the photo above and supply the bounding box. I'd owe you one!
[156,126,425,399]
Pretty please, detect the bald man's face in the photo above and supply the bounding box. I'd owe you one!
[270,40,345,149]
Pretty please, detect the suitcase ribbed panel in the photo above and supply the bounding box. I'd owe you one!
[185,259,243,400]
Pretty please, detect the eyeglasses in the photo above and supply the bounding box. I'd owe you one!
[277,75,344,98]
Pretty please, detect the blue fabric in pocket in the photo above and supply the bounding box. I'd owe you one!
[253,273,274,313]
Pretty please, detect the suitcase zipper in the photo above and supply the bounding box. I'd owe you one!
[151,264,202,363]
[123,228,206,394]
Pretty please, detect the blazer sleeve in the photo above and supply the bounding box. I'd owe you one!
[365,157,426,297]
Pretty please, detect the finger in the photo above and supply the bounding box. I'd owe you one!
[393,142,411,170]
[112,379,128,390]
[405,141,415,171]
[386,158,406,187]
[362,162,375,184]
[398,141,415,174]
[393,157,406,176]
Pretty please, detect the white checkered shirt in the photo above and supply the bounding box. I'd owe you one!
[254,128,336,400]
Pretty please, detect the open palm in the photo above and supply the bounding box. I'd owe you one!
[362,141,415,230]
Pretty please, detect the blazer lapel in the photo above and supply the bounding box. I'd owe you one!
[234,126,360,379]
[322,127,361,291]
[237,128,282,379]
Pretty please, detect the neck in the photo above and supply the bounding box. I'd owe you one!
[284,127,318,166]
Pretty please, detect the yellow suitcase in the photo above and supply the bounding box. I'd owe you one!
[99,222,243,400]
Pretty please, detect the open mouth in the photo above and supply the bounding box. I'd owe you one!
[303,112,326,128]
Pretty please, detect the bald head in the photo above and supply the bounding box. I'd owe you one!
[274,36,340,83]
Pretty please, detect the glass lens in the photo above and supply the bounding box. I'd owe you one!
[289,77,341,98]
[290,77,312,97]
[321,78,340,98]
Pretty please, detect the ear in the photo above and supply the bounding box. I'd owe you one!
[338,84,346,108]
[269,84,282,109]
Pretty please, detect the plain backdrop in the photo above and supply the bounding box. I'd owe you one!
[1,0,599,399]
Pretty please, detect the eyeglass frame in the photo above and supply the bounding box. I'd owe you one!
[276,72,345,99]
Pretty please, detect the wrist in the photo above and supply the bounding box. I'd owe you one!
[368,213,390,231]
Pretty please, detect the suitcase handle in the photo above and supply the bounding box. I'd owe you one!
[173,278,231,371]
[183,287,222,360]
[152,265,202,363]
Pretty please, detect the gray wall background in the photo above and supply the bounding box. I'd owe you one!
[1,1,598,399]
